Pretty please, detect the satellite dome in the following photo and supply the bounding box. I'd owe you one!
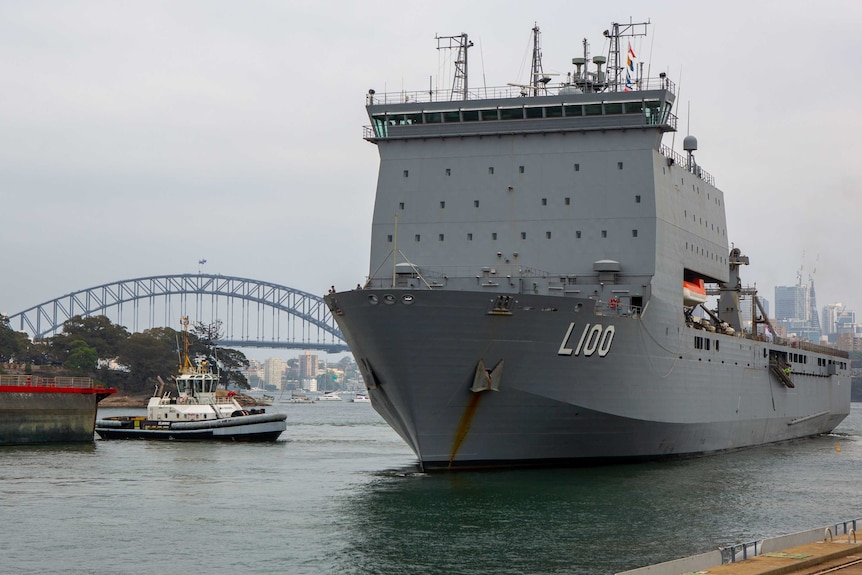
[683,135,698,152]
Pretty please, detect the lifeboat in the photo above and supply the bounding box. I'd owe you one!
[683,278,707,306]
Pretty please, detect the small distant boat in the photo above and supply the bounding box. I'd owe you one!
[95,317,286,442]
[351,393,371,403]
[318,391,342,401]
[280,393,315,404]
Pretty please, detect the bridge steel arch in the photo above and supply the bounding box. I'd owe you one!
[7,274,348,353]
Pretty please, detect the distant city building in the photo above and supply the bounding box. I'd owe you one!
[299,351,318,379]
[774,281,820,342]
[264,358,286,389]
[822,303,844,335]
[774,285,807,321]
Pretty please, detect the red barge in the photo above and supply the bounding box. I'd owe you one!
[0,375,117,445]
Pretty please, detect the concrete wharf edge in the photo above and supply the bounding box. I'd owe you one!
[617,525,862,575]
[696,538,862,575]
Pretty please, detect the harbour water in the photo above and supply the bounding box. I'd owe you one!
[2,401,861,575]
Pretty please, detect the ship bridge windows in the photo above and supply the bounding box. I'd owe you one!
[499,107,524,120]
[462,110,479,121]
[370,97,674,138]
[584,103,602,116]
[443,110,460,123]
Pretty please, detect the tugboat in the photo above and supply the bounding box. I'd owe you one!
[95,317,286,441]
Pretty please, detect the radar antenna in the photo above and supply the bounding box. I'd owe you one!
[436,33,473,100]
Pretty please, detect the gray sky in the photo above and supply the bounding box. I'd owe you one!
[2,0,861,354]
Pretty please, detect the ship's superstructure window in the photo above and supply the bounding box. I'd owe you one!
[521,232,527,239]
[605,102,623,114]
[601,230,607,238]
[636,195,641,203]
[445,168,451,176]
[368,97,678,139]
[519,165,525,173]
[415,234,421,242]
[439,234,445,241]
[492,232,497,240]
[467,233,473,241]
[546,231,552,239]
[399,202,405,210]
[541,198,547,205]
[565,197,571,205]
[500,108,523,120]
[617,162,624,170]
[403,170,409,177]
[574,163,580,171]
[440,201,445,209]
[474,200,480,207]
[387,234,393,243]
[632,229,638,237]
[488,167,495,175]
[576,231,582,238]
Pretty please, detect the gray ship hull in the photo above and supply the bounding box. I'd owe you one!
[328,289,849,469]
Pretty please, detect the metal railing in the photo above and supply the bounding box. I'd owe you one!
[0,375,97,388]
[366,77,676,106]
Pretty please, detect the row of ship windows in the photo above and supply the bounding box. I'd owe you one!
[686,243,726,264]
[684,211,726,237]
[387,230,641,242]
[403,163,612,178]
[371,100,670,130]
[397,196,641,210]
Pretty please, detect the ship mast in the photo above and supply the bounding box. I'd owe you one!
[529,24,549,96]
[604,20,649,92]
[180,316,194,375]
[436,33,473,100]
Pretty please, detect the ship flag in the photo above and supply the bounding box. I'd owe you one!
[625,42,636,91]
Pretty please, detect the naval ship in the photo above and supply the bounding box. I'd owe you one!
[325,22,850,470]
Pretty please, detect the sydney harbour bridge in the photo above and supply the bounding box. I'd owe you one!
[6,274,348,353]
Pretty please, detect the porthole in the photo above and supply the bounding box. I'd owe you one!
[383,294,396,305]
[402,294,415,305]
[368,295,379,305]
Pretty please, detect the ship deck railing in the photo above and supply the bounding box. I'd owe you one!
[0,375,98,388]
[366,77,675,106]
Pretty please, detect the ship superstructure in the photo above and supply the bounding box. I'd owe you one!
[326,22,850,470]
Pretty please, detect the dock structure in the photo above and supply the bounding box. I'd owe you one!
[618,520,861,575]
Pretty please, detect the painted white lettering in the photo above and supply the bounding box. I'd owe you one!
[557,322,576,356]
[573,323,591,356]
[582,324,604,356]
[598,325,616,357]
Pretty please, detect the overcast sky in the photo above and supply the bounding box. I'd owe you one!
[2,0,861,357]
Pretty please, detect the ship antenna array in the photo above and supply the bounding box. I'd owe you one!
[436,33,473,101]
[604,19,650,92]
